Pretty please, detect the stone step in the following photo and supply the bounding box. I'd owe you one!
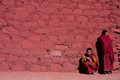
[0,72,120,80]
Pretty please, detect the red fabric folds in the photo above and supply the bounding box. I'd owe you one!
[99,35,115,71]
[80,54,99,74]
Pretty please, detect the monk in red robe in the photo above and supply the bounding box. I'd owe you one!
[99,30,115,74]
[80,48,99,74]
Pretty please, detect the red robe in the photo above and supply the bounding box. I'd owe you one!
[99,35,115,71]
[80,53,99,74]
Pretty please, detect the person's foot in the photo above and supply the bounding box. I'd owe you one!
[104,71,112,74]
[91,71,96,75]
[103,71,107,74]
[107,71,112,74]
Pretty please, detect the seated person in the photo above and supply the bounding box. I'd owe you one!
[80,48,99,74]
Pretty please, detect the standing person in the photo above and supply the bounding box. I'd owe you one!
[80,48,99,74]
[99,30,115,74]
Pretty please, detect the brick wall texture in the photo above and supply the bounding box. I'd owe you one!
[0,0,120,72]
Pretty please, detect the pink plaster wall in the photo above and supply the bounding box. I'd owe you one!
[0,0,120,72]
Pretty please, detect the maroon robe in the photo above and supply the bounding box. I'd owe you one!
[80,53,99,74]
[99,35,115,71]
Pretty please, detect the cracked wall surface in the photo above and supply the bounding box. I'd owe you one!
[0,0,120,72]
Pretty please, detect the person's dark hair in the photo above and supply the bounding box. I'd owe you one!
[102,30,107,35]
[86,48,92,52]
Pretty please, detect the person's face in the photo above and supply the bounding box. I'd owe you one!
[86,50,92,56]
[106,32,108,35]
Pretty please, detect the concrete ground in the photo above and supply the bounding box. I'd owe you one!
[0,71,120,80]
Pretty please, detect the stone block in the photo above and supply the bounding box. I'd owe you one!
[0,62,9,71]
[49,3,67,10]
[0,54,6,63]
[46,7,59,13]
[99,10,111,16]
[100,0,109,2]
[0,49,11,54]
[49,36,58,42]
[72,43,83,50]
[38,7,58,13]
[35,28,54,34]
[14,10,29,20]
[11,65,25,71]
[70,58,80,65]
[87,0,98,2]
[0,34,11,41]
[50,63,61,71]
[37,19,47,27]
[73,9,83,15]
[40,66,47,72]
[62,62,76,71]
[78,4,90,9]
[71,0,82,2]
[8,21,20,25]
[0,43,4,49]
[54,45,69,51]
[87,22,97,28]
[75,35,86,42]
[62,8,72,14]
[8,55,18,62]
[87,34,99,43]
[39,14,50,20]
[52,58,69,64]
[30,35,40,41]
[28,13,40,20]
[40,2,49,7]
[4,12,14,20]
[22,21,38,27]
[22,40,35,49]
[97,22,112,29]
[2,0,14,6]
[60,0,71,4]
[45,0,60,3]
[20,58,38,63]
[82,42,94,50]
[92,3,102,9]
[0,6,6,14]
[49,19,60,27]
[68,3,77,10]
[65,50,79,58]
[40,42,53,50]
[94,17,105,23]
[84,10,98,16]
[30,65,40,72]
[57,35,74,43]
[11,36,23,43]
[77,16,88,22]
[50,15,59,20]
[40,58,51,66]
[17,58,27,65]
[31,2,39,7]
[113,62,119,70]
[2,26,19,35]
[66,15,75,21]
[0,19,7,27]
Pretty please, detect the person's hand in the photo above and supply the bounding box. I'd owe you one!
[85,57,92,62]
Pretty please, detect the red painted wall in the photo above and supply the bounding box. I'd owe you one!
[0,0,120,72]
